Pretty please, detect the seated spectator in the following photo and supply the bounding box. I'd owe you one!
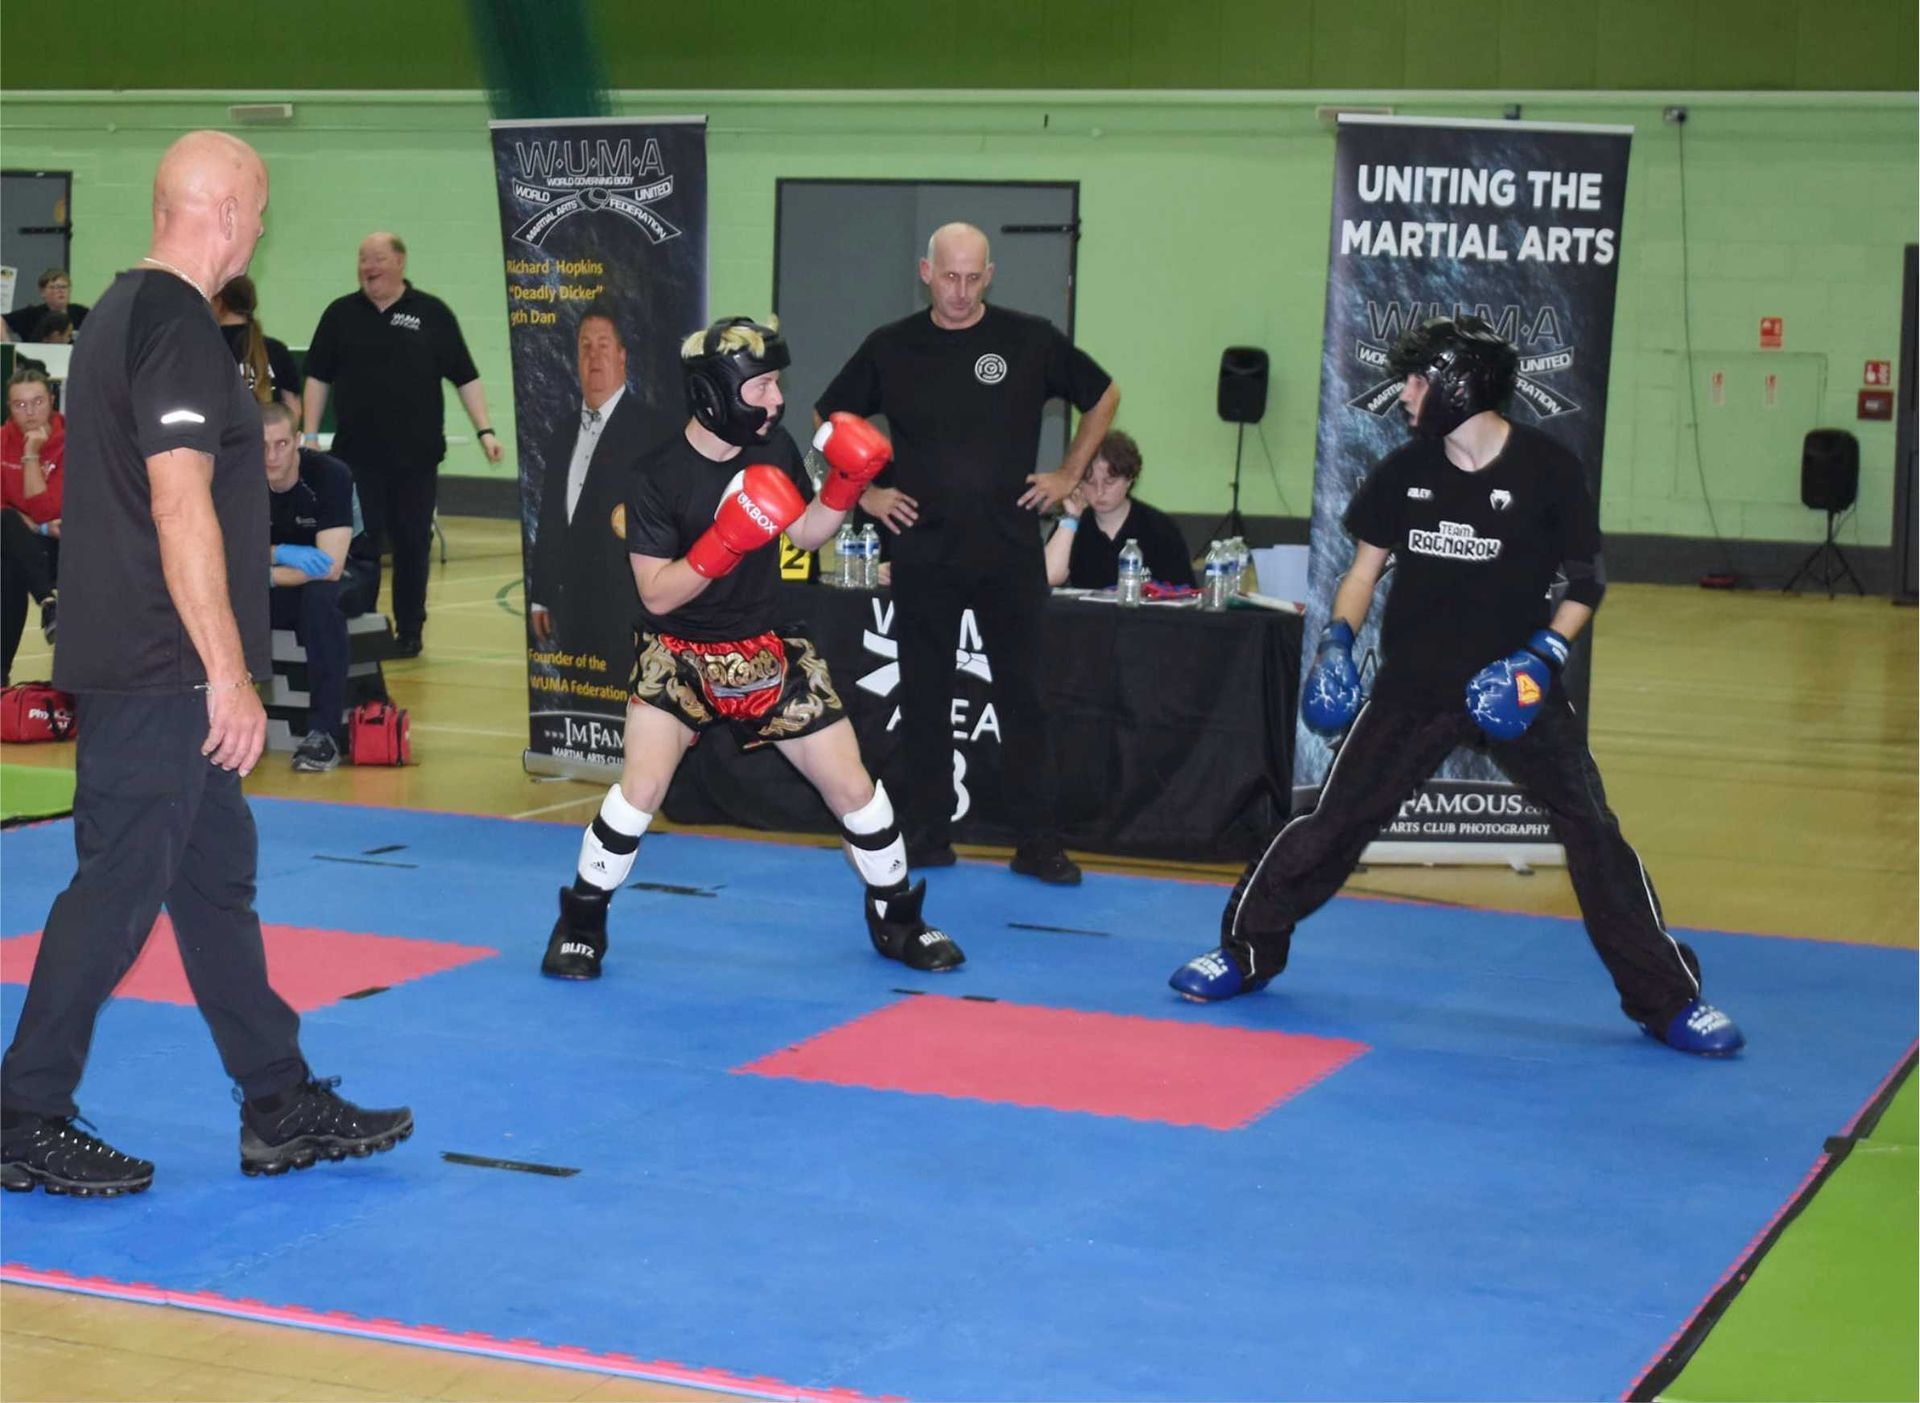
[214,275,301,419]
[1,369,63,684]
[263,402,379,771]
[2,269,89,343]
[35,313,74,345]
[1044,430,1196,590]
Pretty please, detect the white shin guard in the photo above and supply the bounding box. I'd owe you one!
[576,784,652,892]
[841,781,909,891]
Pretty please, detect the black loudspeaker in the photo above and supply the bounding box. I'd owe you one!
[1218,347,1269,424]
[1801,429,1860,511]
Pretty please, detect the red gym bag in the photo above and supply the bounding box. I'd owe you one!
[0,682,76,743]
[349,699,411,765]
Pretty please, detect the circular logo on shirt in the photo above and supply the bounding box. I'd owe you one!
[974,353,1008,385]
[610,502,626,540]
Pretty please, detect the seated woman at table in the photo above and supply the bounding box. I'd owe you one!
[1044,430,1196,590]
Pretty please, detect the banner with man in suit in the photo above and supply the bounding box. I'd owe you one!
[489,116,708,773]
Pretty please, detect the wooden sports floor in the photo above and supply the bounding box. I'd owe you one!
[2,515,1914,1402]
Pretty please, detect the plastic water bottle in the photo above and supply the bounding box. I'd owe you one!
[858,524,881,590]
[1117,538,1146,607]
[1230,537,1250,595]
[832,524,856,587]
[1202,541,1230,612]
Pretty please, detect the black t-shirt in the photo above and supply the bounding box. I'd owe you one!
[815,305,1111,565]
[1064,497,1195,589]
[625,427,815,642]
[54,269,269,693]
[221,322,302,401]
[304,281,479,470]
[4,302,89,342]
[270,449,378,576]
[1344,422,1602,706]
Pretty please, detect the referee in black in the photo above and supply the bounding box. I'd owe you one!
[0,132,411,1198]
[301,231,503,657]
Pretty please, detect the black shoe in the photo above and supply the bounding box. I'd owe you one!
[393,632,423,658]
[291,730,342,773]
[1010,845,1082,885]
[866,879,965,971]
[1,1114,154,1197]
[541,886,609,979]
[38,592,56,645]
[906,842,957,870]
[239,1076,413,1177]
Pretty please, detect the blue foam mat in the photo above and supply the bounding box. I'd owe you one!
[3,798,1914,1401]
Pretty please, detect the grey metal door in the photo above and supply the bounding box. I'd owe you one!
[2,171,74,310]
[773,179,1079,473]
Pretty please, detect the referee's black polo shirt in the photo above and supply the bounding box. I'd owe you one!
[304,281,479,473]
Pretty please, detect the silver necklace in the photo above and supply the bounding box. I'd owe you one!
[140,256,209,301]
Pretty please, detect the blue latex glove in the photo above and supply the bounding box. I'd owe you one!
[1465,628,1569,740]
[1300,619,1364,733]
[272,544,334,580]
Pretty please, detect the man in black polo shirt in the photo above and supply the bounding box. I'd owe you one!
[301,231,503,657]
[816,222,1121,885]
[0,132,411,1198]
[264,401,380,772]
[2,268,89,344]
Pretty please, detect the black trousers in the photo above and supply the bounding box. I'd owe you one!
[1225,695,1703,1029]
[270,565,377,739]
[350,460,438,637]
[890,552,1058,851]
[1,509,57,683]
[1,692,305,1119]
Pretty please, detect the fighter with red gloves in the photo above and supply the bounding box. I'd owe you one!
[540,315,964,979]
[1170,315,1744,1057]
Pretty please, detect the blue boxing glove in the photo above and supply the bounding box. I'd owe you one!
[1465,628,1570,740]
[1300,619,1365,733]
[272,544,334,580]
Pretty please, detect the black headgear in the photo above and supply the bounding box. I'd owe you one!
[684,316,791,447]
[1386,315,1520,438]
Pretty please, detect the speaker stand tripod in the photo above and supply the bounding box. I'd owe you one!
[1782,509,1865,597]
[1210,422,1250,540]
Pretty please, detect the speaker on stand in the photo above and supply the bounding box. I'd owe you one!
[1783,428,1865,596]
[1215,346,1268,539]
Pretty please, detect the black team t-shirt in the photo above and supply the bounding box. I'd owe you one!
[304,281,479,470]
[625,426,814,643]
[54,269,270,693]
[270,448,379,577]
[1065,497,1195,588]
[221,322,302,402]
[1344,422,1603,707]
[815,305,1111,566]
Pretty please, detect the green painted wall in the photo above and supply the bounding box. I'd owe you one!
[1,89,1913,548]
[3,0,1914,91]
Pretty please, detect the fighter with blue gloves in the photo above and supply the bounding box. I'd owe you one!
[1170,315,1743,1057]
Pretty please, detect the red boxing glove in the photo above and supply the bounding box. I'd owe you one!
[813,412,892,512]
[685,464,807,579]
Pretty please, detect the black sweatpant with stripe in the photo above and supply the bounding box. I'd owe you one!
[1224,695,1702,1029]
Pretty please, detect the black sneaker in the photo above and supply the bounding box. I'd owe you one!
[1,1114,154,1197]
[39,592,56,645]
[392,633,423,658]
[291,730,342,773]
[1009,845,1082,886]
[866,879,965,972]
[541,886,609,979]
[239,1076,412,1177]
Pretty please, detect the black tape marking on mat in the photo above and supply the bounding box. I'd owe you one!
[626,880,719,897]
[342,986,389,1000]
[441,1151,580,1177]
[314,854,419,870]
[1627,1045,1918,1400]
[363,843,408,855]
[1007,921,1112,938]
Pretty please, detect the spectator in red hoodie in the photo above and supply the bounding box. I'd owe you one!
[2,368,63,682]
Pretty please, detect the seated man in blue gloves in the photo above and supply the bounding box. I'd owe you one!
[1170,315,1743,1057]
[263,402,379,772]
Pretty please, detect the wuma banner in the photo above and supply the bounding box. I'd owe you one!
[489,116,707,776]
[1298,115,1631,864]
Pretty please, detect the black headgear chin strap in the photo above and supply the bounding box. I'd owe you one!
[684,316,792,447]
[1387,315,1520,438]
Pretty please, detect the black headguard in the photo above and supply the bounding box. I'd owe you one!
[1386,315,1520,437]
[683,316,791,446]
